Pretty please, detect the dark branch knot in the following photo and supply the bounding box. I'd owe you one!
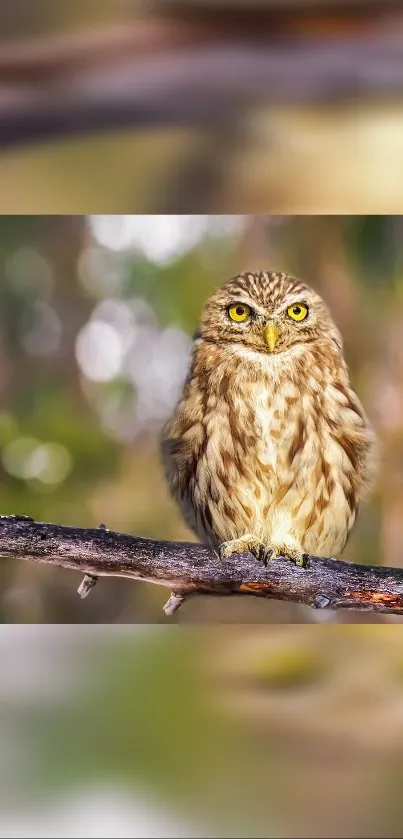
[314,594,332,609]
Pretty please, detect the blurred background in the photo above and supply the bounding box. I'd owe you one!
[2,216,403,839]
[2,0,403,212]
[0,212,402,624]
[2,624,403,838]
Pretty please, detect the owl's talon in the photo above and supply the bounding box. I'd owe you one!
[258,544,267,564]
[268,544,309,569]
[219,535,268,562]
[218,537,308,568]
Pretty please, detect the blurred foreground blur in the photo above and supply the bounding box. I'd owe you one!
[2,1,403,212]
[2,624,403,838]
[0,213,402,623]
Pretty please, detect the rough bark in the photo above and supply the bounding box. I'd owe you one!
[0,515,402,617]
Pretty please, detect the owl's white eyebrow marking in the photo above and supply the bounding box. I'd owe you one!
[227,296,266,315]
[278,296,310,313]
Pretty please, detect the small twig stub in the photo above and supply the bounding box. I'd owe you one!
[77,574,98,599]
[163,591,187,616]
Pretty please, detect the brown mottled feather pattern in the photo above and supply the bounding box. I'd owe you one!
[161,271,377,558]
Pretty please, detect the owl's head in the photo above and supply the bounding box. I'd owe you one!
[198,271,343,357]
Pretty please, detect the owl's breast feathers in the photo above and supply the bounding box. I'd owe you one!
[161,338,376,556]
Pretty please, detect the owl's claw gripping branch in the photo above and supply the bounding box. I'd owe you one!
[1,514,403,618]
[265,545,310,569]
[219,538,309,569]
[219,535,268,562]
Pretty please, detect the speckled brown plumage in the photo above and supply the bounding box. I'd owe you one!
[161,271,377,567]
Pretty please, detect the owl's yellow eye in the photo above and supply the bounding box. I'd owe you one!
[287,303,308,322]
[228,303,251,323]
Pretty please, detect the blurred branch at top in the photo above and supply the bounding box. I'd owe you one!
[2,2,403,147]
[1,1,403,211]
[1,0,403,82]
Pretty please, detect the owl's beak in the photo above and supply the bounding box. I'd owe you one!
[263,322,279,352]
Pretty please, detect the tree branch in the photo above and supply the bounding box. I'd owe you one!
[2,33,403,150]
[0,514,402,617]
[0,20,208,83]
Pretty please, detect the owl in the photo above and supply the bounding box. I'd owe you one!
[161,271,377,568]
